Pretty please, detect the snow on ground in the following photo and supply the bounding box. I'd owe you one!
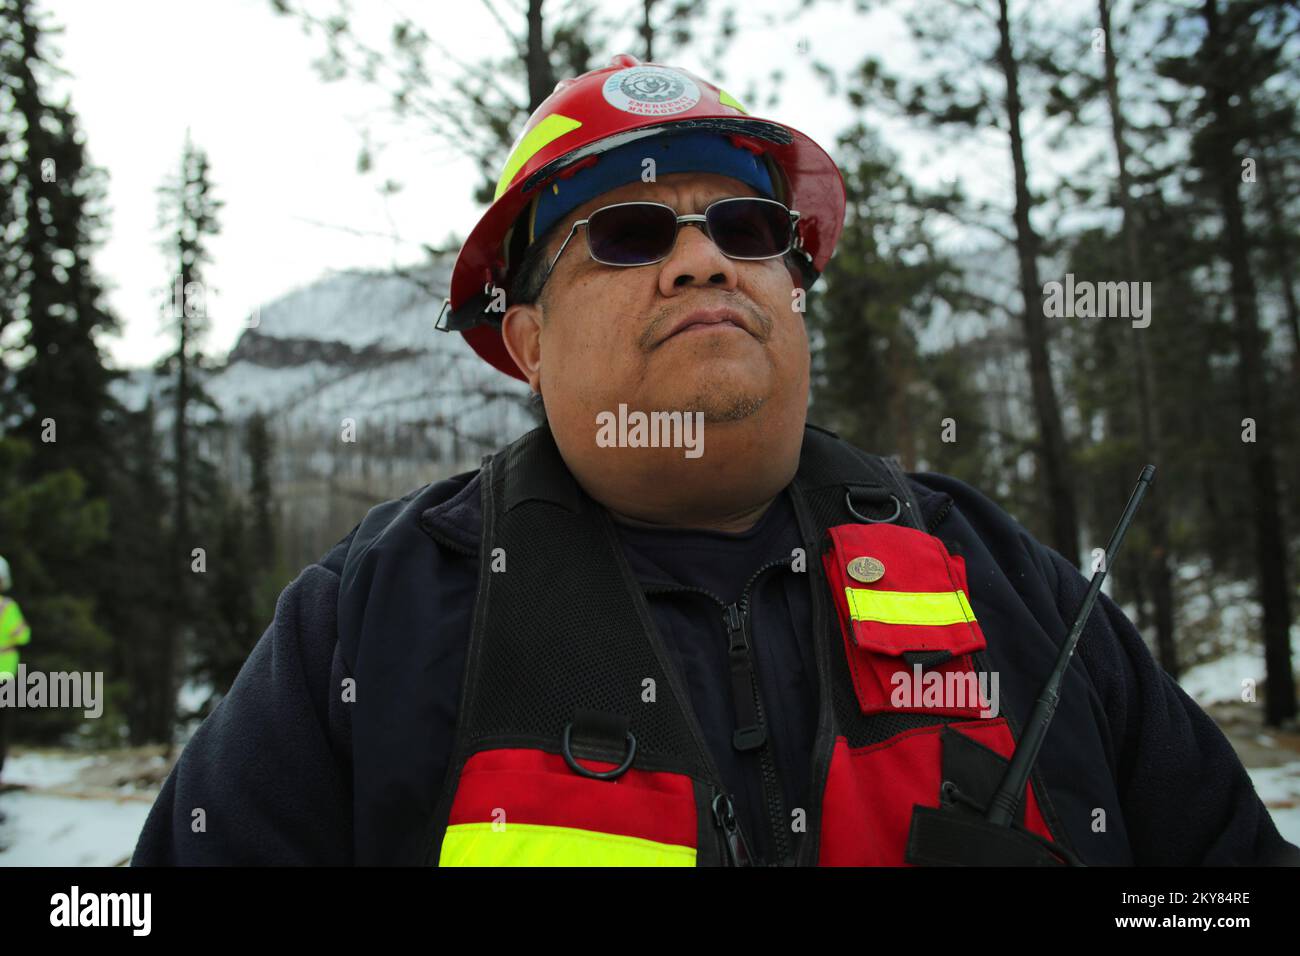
[0,791,151,866]
[1,751,100,789]
[1174,596,1300,708]
[0,750,163,867]
[1,750,164,797]
[1179,650,1271,706]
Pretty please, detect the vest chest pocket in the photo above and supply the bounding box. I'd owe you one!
[821,523,992,719]
[438,747,701,866]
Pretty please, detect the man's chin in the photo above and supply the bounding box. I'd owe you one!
[650,388,767,425]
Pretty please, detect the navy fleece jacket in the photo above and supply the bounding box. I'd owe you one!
[130,464,1300,866]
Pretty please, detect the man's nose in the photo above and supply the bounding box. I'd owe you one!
[657,220,741,294]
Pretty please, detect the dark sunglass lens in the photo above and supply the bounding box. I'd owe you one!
[587,204,677,265]
[708,199,790,258]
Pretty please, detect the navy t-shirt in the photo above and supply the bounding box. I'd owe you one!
[611,487,819,864]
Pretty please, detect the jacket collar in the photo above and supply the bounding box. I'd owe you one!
[418,424,954,557]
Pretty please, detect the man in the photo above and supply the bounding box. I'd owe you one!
[0,555,32,790]
[133,54,1298,866]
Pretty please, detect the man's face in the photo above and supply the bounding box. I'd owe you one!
[502,171,809,434]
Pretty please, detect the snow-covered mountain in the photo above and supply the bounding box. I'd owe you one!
[219,260,530,445]
[117,259,536,456]
[112,259,537,567]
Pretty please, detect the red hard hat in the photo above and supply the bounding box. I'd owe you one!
[437,53,846,381]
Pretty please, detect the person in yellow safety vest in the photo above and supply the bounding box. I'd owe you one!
[0,554,31,784]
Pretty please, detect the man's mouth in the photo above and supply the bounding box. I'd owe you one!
[662,307,751,342]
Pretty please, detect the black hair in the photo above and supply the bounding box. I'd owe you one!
[528,388,548,424]
[508,219,563,308]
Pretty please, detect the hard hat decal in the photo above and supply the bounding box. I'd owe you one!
[601,67,701,116]
[718,89,748,113]
[495,113,583,201]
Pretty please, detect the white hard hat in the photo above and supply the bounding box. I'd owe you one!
[0,555,11,592]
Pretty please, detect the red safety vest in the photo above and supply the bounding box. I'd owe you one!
[426,424,1075,866]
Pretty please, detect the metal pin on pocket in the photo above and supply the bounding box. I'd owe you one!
[847,556,885,583]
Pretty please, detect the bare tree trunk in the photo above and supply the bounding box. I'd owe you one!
[1253,150,1300,386]
[893,331,918,471]
[526,0,557,111]
[642,0,656,61]
[1098,0,1177,676]
[995,0,1080,562]
[1202,0,1295,726]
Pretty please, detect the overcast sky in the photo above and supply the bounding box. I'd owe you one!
[41,0,1031,370]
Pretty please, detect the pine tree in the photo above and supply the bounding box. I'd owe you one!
[98,397,174,744]
[189,486,260,716]
[154,129,225,740]
[0,0,123,492]
[809,122,977,475]
[0,435,115,742]
[245,411,276,573]
[0,0,141,743]
[1160,0,1296,725]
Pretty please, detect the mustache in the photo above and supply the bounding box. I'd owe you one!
[639,297,772,350]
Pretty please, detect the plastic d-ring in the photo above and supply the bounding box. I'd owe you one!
[845,489,902,524]
[562,722,637,780]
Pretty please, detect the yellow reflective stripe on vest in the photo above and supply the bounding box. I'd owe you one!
[439,821,696,867]
[844,588,977,627]
[494,113,583,201]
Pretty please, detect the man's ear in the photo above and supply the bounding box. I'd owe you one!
[501,302,544,392]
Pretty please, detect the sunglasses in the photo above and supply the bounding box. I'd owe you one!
[542,197,801,284]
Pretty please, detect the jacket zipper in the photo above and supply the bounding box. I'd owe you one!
[733,557,798,866]
[644,556,795,866]
[711,788,752,866]
[603,512,767,868]
[724,603,765,750]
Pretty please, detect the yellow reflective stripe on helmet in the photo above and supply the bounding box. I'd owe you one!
[718,88,747,113]
[439,822,696,867]
[495,113,583,201]
[844,588,977,627]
